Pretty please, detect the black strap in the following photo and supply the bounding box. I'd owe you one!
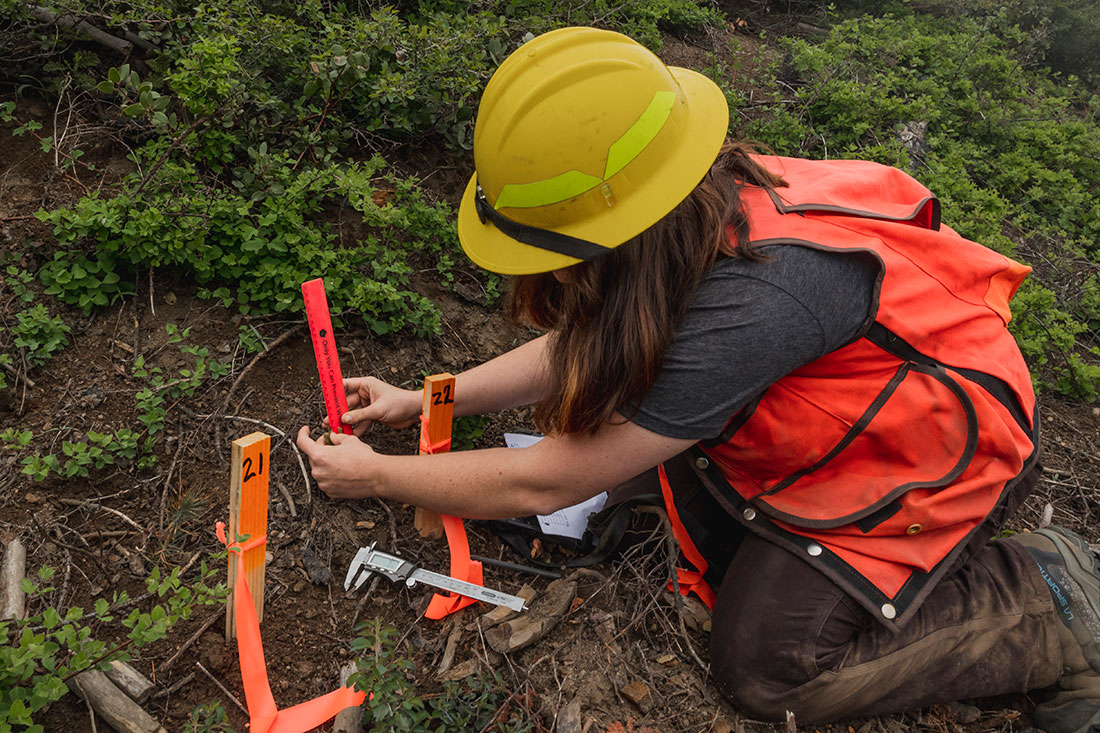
[477,494,663,570]
[475,182,613,262]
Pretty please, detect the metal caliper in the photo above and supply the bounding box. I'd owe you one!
[344,542,528,612]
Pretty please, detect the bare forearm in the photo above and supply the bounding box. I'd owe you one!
[453,334,551,417]
[373,448,562,518]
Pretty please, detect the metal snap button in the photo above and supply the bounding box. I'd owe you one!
[906,524,923,535]
[806,544,823,557]
[743,507,756,521]
[881,603,897,620]
[694,456,710,470]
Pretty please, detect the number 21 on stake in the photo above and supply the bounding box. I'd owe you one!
[227,431,271,639]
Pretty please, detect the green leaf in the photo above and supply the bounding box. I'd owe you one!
[108,67,121,83]
[97,80,115,94]
[123,103,144,117]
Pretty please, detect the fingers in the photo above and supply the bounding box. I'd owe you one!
[328,431,355,445]
[295,425,318,458]
[341,406,374,428]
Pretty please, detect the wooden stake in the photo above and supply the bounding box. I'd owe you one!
[414,373,455,539]
[226,431,271,640]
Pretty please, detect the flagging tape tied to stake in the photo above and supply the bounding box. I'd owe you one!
[302,278,353,436]
[418,374,484,620]
[217,523,366,732]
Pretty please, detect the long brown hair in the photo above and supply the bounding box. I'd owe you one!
[510,141,786,436]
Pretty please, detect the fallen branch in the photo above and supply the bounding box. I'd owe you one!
[26,5,134,55]
[105,660,155,704]
[149,671,194,700]
[1,360,36,389]
[68,668,166,733]
[195,661,247,715]
[160,607,223,673]
[221,325,303,416]
[58,498,144,531]
[1,537,27,621]
[633,505,710,677]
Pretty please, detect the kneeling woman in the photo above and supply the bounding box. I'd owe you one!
[298,27,1098,733]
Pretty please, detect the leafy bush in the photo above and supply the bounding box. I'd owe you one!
[1,560,226,731]
[724,10,1100,399]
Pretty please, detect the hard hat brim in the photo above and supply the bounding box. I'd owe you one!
[457,67,730,276]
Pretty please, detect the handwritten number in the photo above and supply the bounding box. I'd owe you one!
[431,385,454,406]
[242,453,264,483]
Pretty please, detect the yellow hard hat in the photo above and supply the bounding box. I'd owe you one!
[457,27,729,275]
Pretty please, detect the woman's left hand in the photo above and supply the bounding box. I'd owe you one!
[295,426,380,499]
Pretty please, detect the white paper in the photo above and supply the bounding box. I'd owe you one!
[503,432,544,449]
[503,432,609,539]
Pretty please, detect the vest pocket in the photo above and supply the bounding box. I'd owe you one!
[726,361,977,529]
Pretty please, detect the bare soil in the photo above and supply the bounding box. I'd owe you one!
[2,28,1099,733]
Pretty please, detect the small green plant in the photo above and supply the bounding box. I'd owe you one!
[237,325,267,355]
[183,701,237,733]
[5,266,35,303]
[11,305,70,366]
[452,415,491,451]
[349,619,534,732]
[1,558,227,731]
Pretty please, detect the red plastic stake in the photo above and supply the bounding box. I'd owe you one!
[302,278,353,436]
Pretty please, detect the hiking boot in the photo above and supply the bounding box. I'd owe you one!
[1014,526,1100,733]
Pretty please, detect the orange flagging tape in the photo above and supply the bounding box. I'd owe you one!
[217,522,366,732]
[418,415,483,620]
[657,465,716,610]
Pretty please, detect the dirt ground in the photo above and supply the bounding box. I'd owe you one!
[2,28,1100,733]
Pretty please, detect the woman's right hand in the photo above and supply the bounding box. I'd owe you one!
[336,377,421,435]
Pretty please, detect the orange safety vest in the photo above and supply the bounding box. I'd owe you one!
[663,155,1039,627]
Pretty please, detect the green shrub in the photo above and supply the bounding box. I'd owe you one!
[724,10,1100,400]
[10,305,70,366]
[349,619,534,732]
[1,560,226,731]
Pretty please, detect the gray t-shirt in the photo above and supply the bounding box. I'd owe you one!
[631,245,879,440]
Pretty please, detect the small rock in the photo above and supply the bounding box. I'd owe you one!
[620,680,653,714]
[24,493,42,504]
[163,292,177,304]
[656,653,678,666]
[301,547,333,585]
[128,553,146,577]
[556,697,582,733]
[947,701,981,725]
[79,385,104,408]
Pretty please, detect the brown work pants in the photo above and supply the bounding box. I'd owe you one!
[623,460,1065,723]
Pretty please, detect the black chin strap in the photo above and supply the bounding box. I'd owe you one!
[475,182,613,262]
